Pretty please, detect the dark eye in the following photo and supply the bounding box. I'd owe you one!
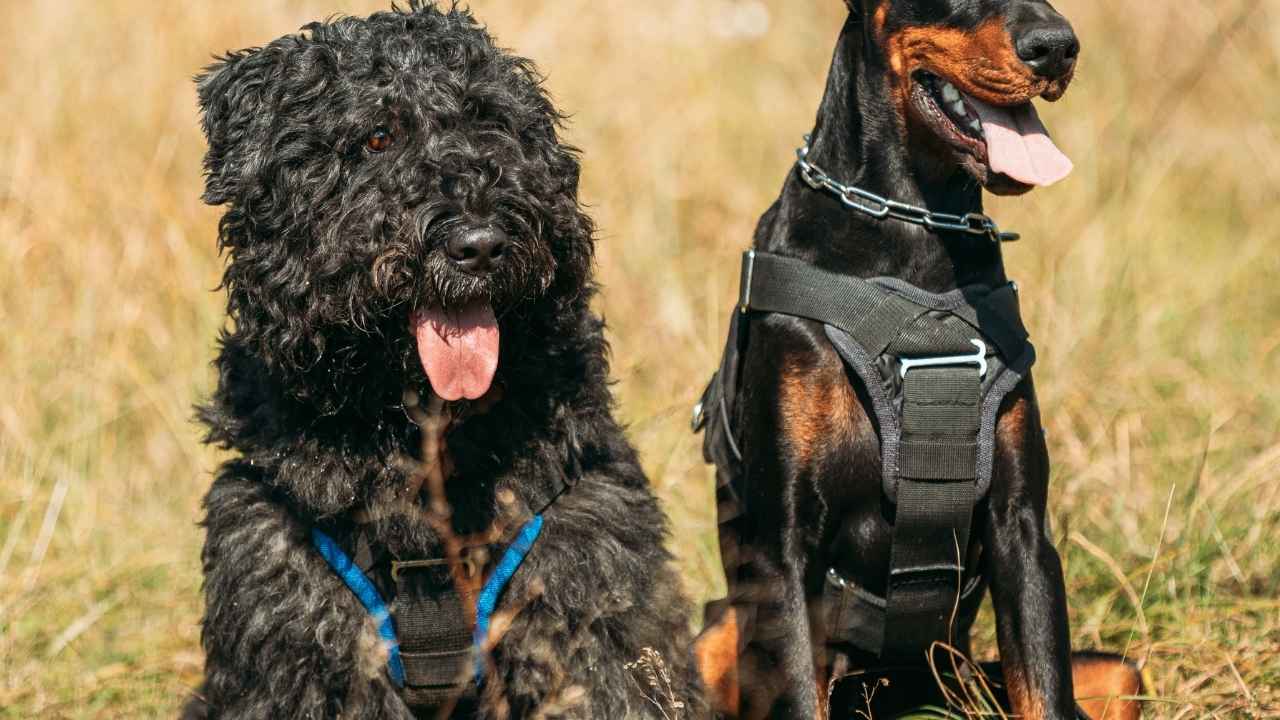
[366,128,393,153]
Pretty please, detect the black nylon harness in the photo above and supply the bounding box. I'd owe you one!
[695,250,1035,656]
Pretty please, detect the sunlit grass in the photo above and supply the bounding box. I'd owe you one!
[0,1,1277,717]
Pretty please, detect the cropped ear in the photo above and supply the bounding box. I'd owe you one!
[195,47,284,206]
[847,0,889,23]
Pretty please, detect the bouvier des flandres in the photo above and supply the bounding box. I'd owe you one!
[186,3,703,718]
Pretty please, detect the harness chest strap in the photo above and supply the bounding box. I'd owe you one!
[697,251,1035,656]
[883,364,982,654]
[311,477,564,707]
[313,516,544,692]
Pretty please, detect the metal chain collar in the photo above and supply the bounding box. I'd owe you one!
[795,135,1020,243]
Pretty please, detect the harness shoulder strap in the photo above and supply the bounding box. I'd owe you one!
[740,250,923,356]
[741,250,1030,359]
[312,528,407,687]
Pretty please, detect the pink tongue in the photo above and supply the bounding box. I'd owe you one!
[413,303,500,402]
[969,97,1073,187]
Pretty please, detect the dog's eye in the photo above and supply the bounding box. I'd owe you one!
[366,128,393,153]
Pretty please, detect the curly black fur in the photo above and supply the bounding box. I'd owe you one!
[186,3,704,718]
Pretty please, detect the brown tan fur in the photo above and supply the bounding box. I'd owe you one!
[1072,656,1144,720]
[814,663,831,720]
[877,16,1074,147]
[695,607,743,717]
[995,394,1035,447]
[872,3,890,39]
[1004,662,1048,720]
[777,350,861,467]
[884,17,1072,103]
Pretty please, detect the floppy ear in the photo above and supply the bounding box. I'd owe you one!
[195,47,283,206]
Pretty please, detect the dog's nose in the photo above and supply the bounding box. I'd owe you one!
[1013,15,1080,81]
[446,227,508,274]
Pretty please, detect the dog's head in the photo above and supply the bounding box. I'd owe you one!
[848,0,1080,195]
[197,2,591,409]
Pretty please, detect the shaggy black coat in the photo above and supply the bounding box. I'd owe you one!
[186,4,703,718]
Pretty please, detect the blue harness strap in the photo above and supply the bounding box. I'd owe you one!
[311,515,545,690]
[311,527,406,687]
[473,514,544,684]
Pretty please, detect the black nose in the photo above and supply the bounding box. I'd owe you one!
[1014,16,1080,80]
[446,227,508,274]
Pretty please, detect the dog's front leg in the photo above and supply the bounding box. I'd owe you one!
[738,535,820,720]
[479,470,706,720]
[192,474,415,720]
[729,318,840,720]
[986,384,1078,720]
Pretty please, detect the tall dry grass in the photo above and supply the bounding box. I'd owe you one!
[0,1,1276,717]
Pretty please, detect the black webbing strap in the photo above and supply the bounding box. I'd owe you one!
[393,558,477,705]
[882,365,981,656]
[740,251,925,357]
[740,251,1029,359]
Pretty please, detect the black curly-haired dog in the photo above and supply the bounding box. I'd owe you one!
[185,3,704,718]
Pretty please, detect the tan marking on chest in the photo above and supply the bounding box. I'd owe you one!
[995,394,1037,451]
[778,350,861,467]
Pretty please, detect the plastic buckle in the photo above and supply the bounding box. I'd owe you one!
[898,339,989,379]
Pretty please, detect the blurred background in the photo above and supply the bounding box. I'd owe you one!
[0,0,1277,717]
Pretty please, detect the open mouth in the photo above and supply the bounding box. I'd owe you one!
[917,71,985,143]
[911,70,1073,191]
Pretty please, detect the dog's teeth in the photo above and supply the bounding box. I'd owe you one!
[969,118,983,133]
[941,82,961,103]
[950,100,968,117]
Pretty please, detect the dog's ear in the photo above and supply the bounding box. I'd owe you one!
[845,0,887,21]
[195,47,284,206]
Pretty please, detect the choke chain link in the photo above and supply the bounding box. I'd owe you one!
[795,135,1020,243]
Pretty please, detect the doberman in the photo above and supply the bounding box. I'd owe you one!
[694,1,1143,719]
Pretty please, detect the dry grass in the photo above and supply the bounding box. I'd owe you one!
[0,0,1277,717]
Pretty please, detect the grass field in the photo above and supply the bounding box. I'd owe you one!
[1,0,1277,717]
